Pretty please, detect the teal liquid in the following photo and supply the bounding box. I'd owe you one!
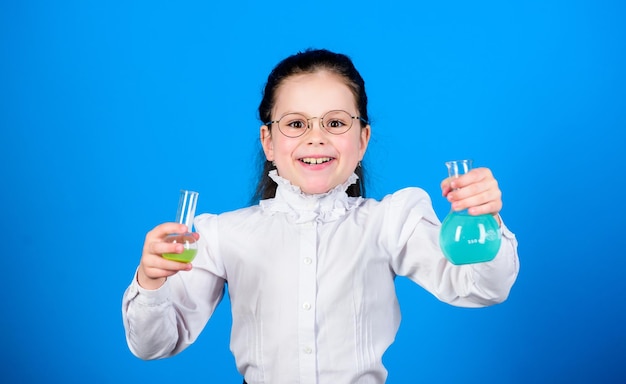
[439,211,501,265]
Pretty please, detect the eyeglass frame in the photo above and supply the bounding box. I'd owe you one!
[264,109,369,138]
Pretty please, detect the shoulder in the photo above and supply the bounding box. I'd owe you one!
[195,205,263,229]
[363,187,433,209]
[359,187,438,225]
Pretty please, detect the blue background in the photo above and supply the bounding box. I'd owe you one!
[1,0,625,383]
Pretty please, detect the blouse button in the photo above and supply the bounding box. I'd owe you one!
[303,257,312,265]
[303,346,312,354]
[302,302,311,310]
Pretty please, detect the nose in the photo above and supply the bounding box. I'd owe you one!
[306,117,326,143]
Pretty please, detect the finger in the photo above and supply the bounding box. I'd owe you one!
[440,178,447,190]
[145,240,186,257]
[448,173,498,202]
[450,167,493,189]
[141,263,189,282]
[447,181,494,204]
[441,183,452,197]
[140,253,192,279]
[141,266,179,280]
[467,200,503,216]
[149,256,193,273]
[453,189,503,214]
[453,186,501,209]
[146,222,190,241]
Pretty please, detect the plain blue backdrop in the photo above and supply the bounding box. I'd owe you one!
[1,0,625,383]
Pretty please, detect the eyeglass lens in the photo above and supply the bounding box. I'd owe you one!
[277,110,356,137]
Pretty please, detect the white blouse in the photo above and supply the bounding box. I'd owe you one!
[122,171,519,384]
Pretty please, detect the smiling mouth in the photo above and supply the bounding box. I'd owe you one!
[300,157,333,165]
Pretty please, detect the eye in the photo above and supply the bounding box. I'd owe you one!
[287,120,306,129]
[283,114,307,129]
[326,119,347,129]
[324,111,351,130]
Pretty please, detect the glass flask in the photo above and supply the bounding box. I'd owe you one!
[162,189,199,263]
[439,160,501,265]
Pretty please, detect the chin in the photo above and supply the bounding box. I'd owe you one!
[301,184,333,195]
[302,188,329,195]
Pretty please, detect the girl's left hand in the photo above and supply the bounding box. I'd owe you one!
[441,167,502,218]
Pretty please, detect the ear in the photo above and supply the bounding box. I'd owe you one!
[358,124,371,160]
[260,125,274,161]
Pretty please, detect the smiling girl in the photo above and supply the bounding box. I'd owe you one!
[122,49,519,384]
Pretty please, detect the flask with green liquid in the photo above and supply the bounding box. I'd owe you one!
[439,160,501,265]
[163,189,199,263]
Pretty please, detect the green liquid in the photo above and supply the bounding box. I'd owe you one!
[163,248,197,263]
[439,211,501,265]
[162,233,197,263]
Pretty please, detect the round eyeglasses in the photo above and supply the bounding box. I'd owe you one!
[265,110,368,138]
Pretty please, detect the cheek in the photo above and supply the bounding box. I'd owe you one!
[272,137,297,159]
[348,133,366,154]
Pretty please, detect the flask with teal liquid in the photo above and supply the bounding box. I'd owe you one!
[439,160,501,265]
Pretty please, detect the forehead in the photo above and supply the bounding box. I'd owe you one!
[273,71,357,114]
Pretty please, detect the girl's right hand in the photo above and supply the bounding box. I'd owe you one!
[136,222,199,290]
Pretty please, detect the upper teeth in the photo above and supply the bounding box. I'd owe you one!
[301,157,331,164]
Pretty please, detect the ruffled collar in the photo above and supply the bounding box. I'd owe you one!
[259,170,364,223]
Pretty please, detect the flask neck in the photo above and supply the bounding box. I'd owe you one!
[446,159,473,179]
[176,190,199,230]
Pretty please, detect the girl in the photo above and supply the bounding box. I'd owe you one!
[122,49,519,384]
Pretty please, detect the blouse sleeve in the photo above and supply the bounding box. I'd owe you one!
[121,213,227,359]
[385,188,520,308]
